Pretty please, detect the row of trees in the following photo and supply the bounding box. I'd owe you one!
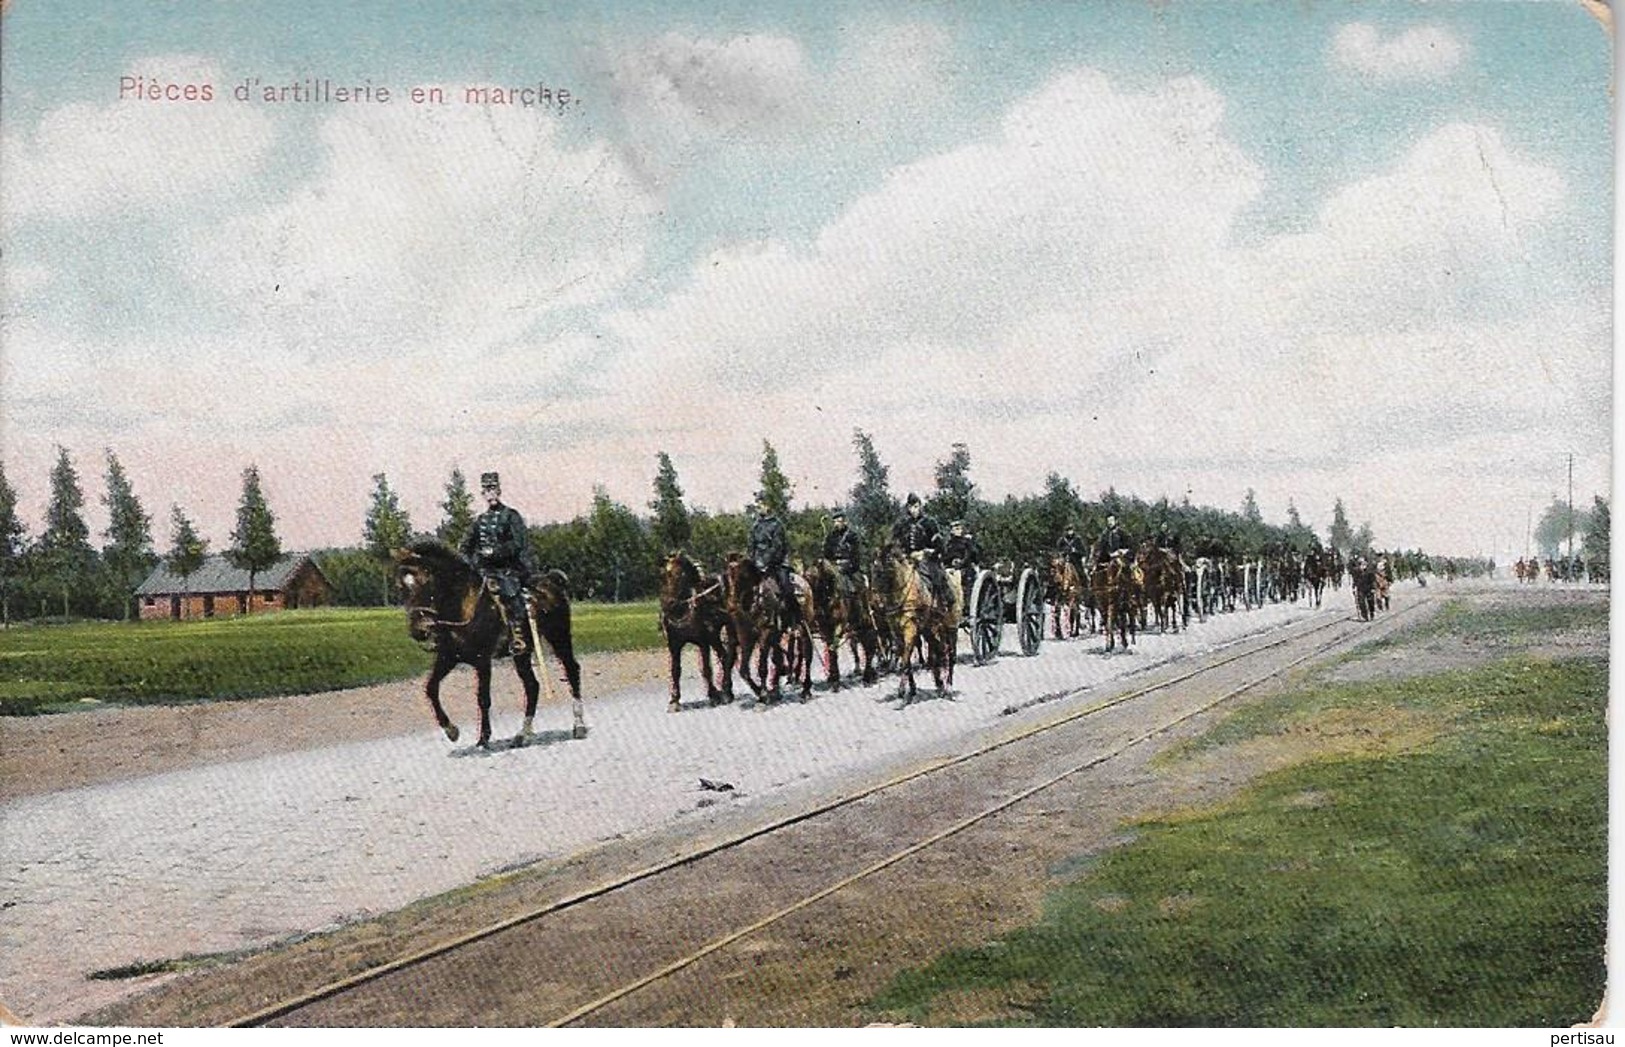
[0,449,280,623]
[9,436,1591,621]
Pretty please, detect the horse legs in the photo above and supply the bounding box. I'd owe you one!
[424,650,459,742]
[896,618,918,701]
[667,639,685,712]
[715,626,737,704]
[537,613,587,739]
[474,658,494,749]
[824,634,842,692]
[513,651,541,745]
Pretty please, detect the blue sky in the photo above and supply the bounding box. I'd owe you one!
[0,0,1612,557]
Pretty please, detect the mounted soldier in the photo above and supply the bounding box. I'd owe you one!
[1155,520,1183,559]
[748,493,796,615]
[1093,514,1131,566]
[892,493,950,606]
[1056,524,1088,571]
[942,519,982,622]
[461,471,539,657]
[822,508,863,587]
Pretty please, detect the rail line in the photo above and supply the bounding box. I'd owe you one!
[234,597,1431,1027]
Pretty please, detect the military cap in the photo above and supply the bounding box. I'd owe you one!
[480,472,501,490]
[905,493,922,507]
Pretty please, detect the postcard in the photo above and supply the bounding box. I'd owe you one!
[0,0,1611,1032]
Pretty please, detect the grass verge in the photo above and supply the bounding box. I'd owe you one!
[869,652,1607,1026]
[0,601,661,714]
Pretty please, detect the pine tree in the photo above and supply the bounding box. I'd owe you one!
[40,447,95,618]
[1583,495,1609,566]
[1329,499,1353,556]
[101,450,156,619]
[227,464,282,611]
[0,461,25,626]
[930,443,974,523]
[166,505,208,609]
[437,467,475,549]
[363,473,414,604]
[649,452,692,553]
[848,429,896,542]
[757,440,793,518]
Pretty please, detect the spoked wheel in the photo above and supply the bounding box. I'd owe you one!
[969,570,1003,666]
[1016,567,1044,656]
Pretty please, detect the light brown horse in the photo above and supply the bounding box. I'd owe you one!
[721,554,812,703]
[804,559,879,691]
[658,551,736,712]
[1047,555,1087,639]
[874,544,957,701]
[1090,552,1139,652]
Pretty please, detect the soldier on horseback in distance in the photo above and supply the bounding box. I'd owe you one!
[749,493,798,619]
[1093,514,1132,566]
[892,493,951,607]
[822,508,863,594]
[1056,524,1088,572]
[942,519,982,624]
[461,471,539,657]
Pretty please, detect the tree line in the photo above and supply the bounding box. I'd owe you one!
[4,435,1577,622]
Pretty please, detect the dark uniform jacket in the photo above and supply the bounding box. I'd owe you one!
[822,525,862,569]
[1056,532,1087,563]
[749,514,789,570]
[1094,525,1131,564]
[942,532,981,570]
[462,503,537,580]
[893,513,942,556]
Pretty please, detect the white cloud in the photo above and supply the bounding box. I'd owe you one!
[1332,23,1468,81]
[190,102,658,358]
[1,55,275,217]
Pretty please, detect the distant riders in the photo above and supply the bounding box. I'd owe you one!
[462,471,539,657]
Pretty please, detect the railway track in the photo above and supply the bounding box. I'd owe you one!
[199,594,1433,1027]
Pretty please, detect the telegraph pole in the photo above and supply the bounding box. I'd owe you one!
[1567,453,1575,568]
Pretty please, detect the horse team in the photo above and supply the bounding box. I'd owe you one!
[391,536,1385,749]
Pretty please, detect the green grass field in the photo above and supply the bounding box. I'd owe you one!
[869,606,1607,1026]
[0,601,662,715]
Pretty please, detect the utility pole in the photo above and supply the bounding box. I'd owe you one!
[1567,453,1576,569]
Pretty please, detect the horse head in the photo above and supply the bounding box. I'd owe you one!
[393,540,479,647]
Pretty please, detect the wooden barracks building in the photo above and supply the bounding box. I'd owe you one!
[134,553,334,621]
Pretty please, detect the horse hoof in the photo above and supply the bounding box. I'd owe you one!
[511,732,528,748]
[444,724,460,743]
[669,700,682,712]
[572,724,588,740]
[477,737,491,750]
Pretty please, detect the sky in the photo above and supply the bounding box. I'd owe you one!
[0,0,1612,561]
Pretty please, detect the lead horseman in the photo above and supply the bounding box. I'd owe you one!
[461,471,539,657]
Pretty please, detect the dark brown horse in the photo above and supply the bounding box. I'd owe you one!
[1048,555,1087,639]
[1090,552,1138,652]
[721,555,812,703]
[874,545,956,701]
[804,559,879,691]
[1303,550,1327,608]
[394,540,584,748]
[658,551,736,712]
[1135,543,1185,633]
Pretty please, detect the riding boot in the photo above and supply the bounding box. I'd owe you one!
[505,598,530,657]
